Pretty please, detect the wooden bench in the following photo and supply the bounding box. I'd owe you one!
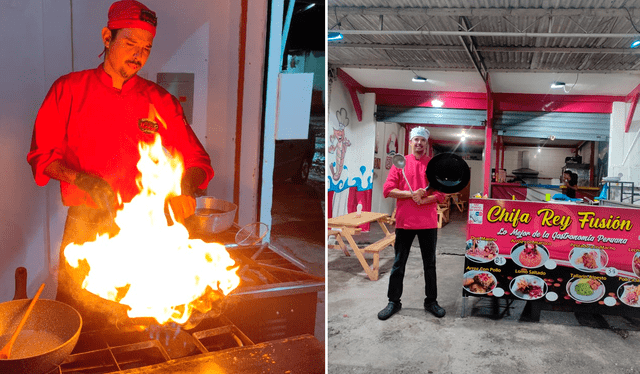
[328,228,361,257]
[363,233,396,254]
[451,193,467,212]
[327,211,395,281]
[437,205,450,228]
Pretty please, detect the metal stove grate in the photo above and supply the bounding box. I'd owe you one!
[49,315,253,373]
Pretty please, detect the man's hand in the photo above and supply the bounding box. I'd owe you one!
[412,188,426,204]
[166,167,207,225]
[168,195,196,225]
[181,167,207,198]
[74,172,117,216]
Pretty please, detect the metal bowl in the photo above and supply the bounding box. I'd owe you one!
[189,197,237,234]
[0,299,82,374]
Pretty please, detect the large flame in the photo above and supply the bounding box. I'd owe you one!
[64,133,240,325]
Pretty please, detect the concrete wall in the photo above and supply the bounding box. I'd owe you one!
[610,101,640,185]
[0,0,266,302]
[372,123,405,216]
[467,159,484,197]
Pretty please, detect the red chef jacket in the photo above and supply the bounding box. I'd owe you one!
[27,64,214,208]
[383,153,445,230]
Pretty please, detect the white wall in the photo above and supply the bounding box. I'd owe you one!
[0,0,73,301]
[609,101,640,185]
[371,122,405,216]
[467,160,484,196]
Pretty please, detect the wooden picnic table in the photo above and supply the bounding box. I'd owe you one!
[328,211,396,281]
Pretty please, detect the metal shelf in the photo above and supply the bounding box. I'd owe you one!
[606,181,636,204]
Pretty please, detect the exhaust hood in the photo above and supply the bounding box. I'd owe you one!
[512,151,539,176]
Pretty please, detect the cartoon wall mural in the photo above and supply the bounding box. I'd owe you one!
[327,106,374,228]
[328,108,351,181]
[327,81,376,230]
[385,131,398,170]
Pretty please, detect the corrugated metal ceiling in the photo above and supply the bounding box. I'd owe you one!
[328,0,640,73]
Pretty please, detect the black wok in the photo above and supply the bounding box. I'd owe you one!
[0,299,82,374]
[426,153,471,193]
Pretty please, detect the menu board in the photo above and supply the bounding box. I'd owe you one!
[464,198,640,310]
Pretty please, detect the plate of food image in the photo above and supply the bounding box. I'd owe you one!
[569,247,608,273]
[617,282,640,307]
[566,278,605,303]
[632,252,640,278]
[463,271,497,295]
[465,239,499,263]
[510,243,550,269]
[509,275,547,300]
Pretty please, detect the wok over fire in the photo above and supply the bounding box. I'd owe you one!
[64,134,240,325]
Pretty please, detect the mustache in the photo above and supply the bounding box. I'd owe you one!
[126,60,142,67]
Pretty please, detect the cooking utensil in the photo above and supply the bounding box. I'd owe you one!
[0,283,45,359]
[223,222,269,249]
[235,222,268,246]
[0,289,82,374]
[13,267,27,300]
[187,197,238,234]
[426,153,471,193]
[391,154,414,193]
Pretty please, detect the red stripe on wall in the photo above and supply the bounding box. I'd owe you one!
[370,88,625,114]
[493,93,624,113]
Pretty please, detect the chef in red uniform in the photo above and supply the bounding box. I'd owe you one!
[26,0,214,327]
[377,127,447,321]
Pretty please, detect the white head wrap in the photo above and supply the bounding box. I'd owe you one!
[410,127,430,140]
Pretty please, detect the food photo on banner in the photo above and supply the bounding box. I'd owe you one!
[463,198,640,314]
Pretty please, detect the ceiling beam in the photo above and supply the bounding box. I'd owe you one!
[329,44,640,54]
[458,16,488,82]
[328,63,640,74]
[337,69,365,122]
[329,6,640,18]
[333,29,640,39]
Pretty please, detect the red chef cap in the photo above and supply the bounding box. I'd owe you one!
[107,0,157,37]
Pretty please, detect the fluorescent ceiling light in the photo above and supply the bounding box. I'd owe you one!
[412,76,427,83]
[328,32,343,41]
[551,81,565,89]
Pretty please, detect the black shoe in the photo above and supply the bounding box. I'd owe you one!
[378,302,401,320]
[424,301,446,318]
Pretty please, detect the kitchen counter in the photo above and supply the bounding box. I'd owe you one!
[118,334,324,373]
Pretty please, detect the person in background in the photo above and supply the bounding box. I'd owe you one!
[563,170,578,198]
[26,0,213,326]
[377,126,447,321]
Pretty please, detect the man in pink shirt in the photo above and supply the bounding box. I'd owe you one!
[378,127,446,320]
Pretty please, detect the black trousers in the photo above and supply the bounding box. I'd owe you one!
[387,228,438,304]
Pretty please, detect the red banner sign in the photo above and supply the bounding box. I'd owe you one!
[464,199,640,310]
